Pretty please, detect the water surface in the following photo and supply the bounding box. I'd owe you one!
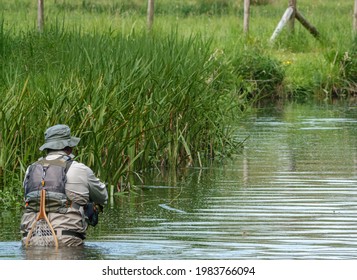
[1,103,357,259]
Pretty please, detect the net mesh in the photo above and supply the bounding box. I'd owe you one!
[27,219,56,247]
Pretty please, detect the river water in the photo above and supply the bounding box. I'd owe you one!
[1,103,357,260]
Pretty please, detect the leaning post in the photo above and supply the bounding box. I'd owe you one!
[270,7,294,42]
[270,0,319,42]
[295,10,320,38]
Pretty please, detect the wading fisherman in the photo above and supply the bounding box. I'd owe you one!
[20,124,108,246]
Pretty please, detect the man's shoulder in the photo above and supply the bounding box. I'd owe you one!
[70,160,88,168]
[68,161,93,173]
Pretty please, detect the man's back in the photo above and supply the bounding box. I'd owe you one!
[20,125,108,247]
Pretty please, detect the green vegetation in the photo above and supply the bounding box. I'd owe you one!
[0,0,356,205]
[0,28,250,200]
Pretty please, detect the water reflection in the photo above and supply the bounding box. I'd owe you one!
[1,104,357,259]
[0,242,107,260]
[24,245,104,260]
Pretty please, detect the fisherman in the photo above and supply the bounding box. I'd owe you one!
[20,124,108,246]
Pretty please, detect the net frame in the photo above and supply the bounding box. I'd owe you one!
[25,189,59,248]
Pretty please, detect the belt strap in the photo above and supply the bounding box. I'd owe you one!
[61,230,86,240]
[23,230,85,240]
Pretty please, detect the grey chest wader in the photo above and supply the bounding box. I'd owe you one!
[24,157,72,248]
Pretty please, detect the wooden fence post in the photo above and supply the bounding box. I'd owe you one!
[147,0,154,31]
[38,0,44,32]
[288,0,297,32]
[244,0,250,34]
[354,0,357,35]
[295,10,319,38]
[270,7,294,42]
[270,0,319,42]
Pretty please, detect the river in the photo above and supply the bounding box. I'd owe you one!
[1,103,357,260]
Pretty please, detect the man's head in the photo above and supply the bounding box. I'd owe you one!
[39,124,80,151]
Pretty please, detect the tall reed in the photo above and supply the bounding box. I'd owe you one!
[0,26,256,197]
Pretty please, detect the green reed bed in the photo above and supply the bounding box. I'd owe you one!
[1,27,272,202]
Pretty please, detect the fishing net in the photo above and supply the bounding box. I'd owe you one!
[25,189,59,248]
[26,220,57,247]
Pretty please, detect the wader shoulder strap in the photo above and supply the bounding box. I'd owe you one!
[64,160,73,174]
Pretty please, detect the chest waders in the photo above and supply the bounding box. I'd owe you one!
[24,156,73,248]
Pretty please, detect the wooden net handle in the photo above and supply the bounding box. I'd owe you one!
[25,189,59,248]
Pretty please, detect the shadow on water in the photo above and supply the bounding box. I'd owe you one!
[1,103,357,260]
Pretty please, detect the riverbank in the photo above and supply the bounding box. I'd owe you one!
[1,0,356,100]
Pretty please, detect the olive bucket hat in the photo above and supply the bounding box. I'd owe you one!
[39,124,81,151]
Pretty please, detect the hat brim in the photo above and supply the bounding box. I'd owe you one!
[39,136,80,151]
